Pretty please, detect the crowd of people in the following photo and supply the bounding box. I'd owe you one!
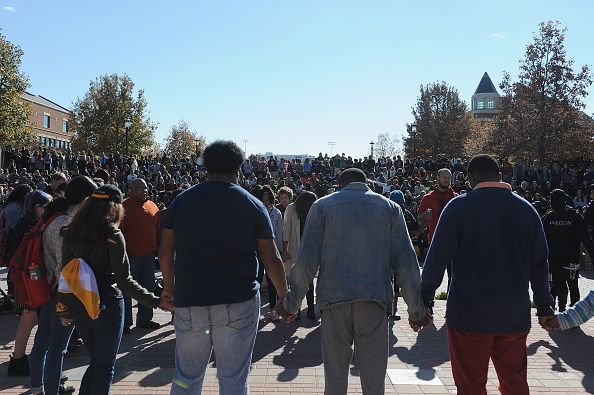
[1,142,594,395]
[3,146,593,266]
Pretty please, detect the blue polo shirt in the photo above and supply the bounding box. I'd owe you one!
[421,183,554,333]
[161,180,273,307]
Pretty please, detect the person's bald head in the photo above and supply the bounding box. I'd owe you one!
[129,178,148,203]
[338,168,367,189]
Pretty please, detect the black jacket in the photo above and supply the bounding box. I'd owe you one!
[543,207,594,263]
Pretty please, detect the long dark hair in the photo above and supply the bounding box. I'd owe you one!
[5,184,33,207]
[62,198,124,250]
[294,191,317,234]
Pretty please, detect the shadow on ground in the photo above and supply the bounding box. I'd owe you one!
[391,320,450,381]
[528,328,594,393]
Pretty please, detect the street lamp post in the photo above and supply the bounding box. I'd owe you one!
[243,139,248,157]
[328,141,336,157]
[411,122,417,159]
[124,119,132,158]
[370,141,375,159]
[195,138,200,155]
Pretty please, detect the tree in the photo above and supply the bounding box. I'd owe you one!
[374,132,400,158]
[0,31,35,146]
[463,118,496,157]
[142,141,163,158]
[70,74,156,156]
[494,21,593,161]
[164,120,205,158]
[404,82,472,158]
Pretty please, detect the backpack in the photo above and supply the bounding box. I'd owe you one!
[8,213,63,308]
[55,257,101,320]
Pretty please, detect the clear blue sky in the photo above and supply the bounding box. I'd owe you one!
[2,1,593,158]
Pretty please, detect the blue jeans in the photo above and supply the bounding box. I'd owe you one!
[30,298,75,395]
[75,294,124,395]
[171,292,260,395]
[124,254,156,327]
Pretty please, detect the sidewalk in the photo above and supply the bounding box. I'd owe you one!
[0,268,592,394]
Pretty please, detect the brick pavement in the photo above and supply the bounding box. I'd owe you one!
[0,268,593,394]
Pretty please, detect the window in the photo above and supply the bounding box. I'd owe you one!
[43,114,51,128]
[43,137,48,146]
[486,100,495,109]
[63,120,69,133]
[476,100,484,109]
[39,136,43,145]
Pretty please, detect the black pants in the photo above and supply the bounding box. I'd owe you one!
[550,260,580,310]
[306,282,315,310]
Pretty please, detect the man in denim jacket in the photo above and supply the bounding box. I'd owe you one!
[278,168,431,395]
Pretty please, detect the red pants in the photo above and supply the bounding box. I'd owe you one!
[448,326,529,395]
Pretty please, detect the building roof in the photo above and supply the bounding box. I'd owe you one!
[474,72,498,94]
[21,92,71,113]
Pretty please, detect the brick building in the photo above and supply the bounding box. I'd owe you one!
[21,92,73,151]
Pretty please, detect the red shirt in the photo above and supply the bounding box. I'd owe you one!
[418,186,458,243]
[120,198,160,256]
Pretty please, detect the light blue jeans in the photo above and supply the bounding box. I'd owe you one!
[171,292,260,395]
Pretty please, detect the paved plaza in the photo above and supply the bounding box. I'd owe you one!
[0,268,593,394]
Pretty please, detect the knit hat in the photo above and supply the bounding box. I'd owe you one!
[94,168,110,184]
[389,190,405,205]
[91,184,123,204]
[65,176,97,206]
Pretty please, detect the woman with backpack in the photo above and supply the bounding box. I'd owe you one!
[1,185,33,276]
[60,184,168,395]
[7,189,52,376]
[29,176,97,395]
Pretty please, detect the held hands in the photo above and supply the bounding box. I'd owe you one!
[409,313,433,332]
[539,315,560,332]
[159,288,174,312]
[274,299,298,323]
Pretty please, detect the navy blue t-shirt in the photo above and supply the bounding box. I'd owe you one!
[161,181,273,307]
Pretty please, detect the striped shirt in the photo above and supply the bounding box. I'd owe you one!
[556,289,594,330]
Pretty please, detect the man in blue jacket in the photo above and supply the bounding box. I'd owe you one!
[279,168,431,395]
[421,154,554,395]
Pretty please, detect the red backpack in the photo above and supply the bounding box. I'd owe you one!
[9,213,63,308]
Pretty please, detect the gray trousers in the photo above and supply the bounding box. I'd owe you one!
[321,300,388,395]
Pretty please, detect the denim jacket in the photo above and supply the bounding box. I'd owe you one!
[283,182,427,321]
